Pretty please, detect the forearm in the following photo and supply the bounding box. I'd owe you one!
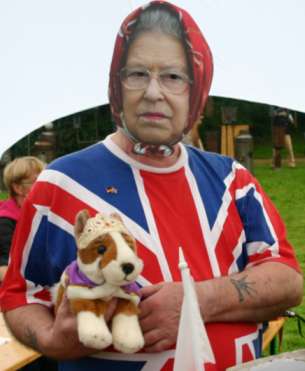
[4,304,56,354]
[4,302,95,360]
[198,262,303,323]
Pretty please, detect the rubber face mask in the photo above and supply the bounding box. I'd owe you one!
[108,0,213,156]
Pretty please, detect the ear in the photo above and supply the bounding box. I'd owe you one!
[110,212,123,222]
[122,232,137,252]
[74,209,90,240]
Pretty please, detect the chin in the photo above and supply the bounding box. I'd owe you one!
[136,130,173,145]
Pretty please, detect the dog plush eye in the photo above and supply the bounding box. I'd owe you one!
[97,245,107,255]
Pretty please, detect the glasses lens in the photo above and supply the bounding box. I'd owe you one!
[159,71,190,94]
[120,68,149,90]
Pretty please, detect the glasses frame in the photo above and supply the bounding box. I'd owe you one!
[119,67,192,95]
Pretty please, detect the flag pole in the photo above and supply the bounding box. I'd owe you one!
[174,247,215,371]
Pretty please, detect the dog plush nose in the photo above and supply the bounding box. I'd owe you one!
[121,263,134,275]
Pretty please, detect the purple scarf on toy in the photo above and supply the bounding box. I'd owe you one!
[66,260,141,295]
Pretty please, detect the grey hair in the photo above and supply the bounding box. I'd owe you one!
[129,6,184,43]
[122,5,191,73]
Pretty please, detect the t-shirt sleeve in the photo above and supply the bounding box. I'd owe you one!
[234,166,300,272]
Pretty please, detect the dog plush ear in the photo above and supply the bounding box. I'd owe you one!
[74,209,90,240]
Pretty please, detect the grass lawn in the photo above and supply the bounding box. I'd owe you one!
[254,160,305,353]
[0,192,7,200]
[253,131,305,160]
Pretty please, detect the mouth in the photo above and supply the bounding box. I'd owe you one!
[140,112,169,122]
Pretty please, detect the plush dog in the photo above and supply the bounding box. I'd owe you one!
[53,209,145,353]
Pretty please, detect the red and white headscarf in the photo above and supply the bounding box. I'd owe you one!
[108,0,213,135]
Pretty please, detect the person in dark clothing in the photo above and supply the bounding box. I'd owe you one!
[0,156,44,282]
[271,107,296,169]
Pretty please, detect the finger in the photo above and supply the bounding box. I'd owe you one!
[139,284,163,319]
[143,328,163,347]
[139,283,162,299]
[144,336,172,353]
[140,315,155,332]
[138,296,154,319]
[54,297,79,334]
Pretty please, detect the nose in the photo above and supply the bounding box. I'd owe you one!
[121,262,135,275]
[143,77,164,101]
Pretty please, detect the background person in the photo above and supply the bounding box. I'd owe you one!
[0,156,45,282]
[271,106,296,169]
[0,2,303,371]
[284,110,296,167]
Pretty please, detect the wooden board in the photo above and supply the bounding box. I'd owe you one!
[0,312,41,371]
[262,317,286,351]
[221,124,250,157]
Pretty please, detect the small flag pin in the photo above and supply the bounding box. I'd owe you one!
[106,186,118,194]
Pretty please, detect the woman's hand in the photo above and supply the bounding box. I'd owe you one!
[43,296,94,359]
[139,282,183,352]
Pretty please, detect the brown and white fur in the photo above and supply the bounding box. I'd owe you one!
[53,209,144,353]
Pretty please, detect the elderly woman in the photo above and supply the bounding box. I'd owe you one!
[0,2,302,371]
[0,156,44,282]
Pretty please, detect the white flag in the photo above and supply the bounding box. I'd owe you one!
[173,247,215,371]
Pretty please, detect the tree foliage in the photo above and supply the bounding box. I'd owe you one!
[8,98,305,161]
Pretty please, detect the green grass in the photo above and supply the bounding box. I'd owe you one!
[254,161,305,353]
[253,131,305,159]
[0,192,7,200]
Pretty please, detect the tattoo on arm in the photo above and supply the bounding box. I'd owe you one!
[230,275,257,303]
[24,326,40,351]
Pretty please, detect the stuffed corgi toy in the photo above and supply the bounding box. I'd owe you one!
[53,209,145,353]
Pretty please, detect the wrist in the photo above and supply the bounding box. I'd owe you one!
[196,279,223,323]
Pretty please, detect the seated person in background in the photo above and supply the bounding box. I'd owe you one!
[0,156,57,371]
[0,156,45,282]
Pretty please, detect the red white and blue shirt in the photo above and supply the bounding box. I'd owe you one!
[0,135,300,371]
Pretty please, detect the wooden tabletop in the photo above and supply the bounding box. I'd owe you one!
[0,312,41,371]
[226,349,305,370]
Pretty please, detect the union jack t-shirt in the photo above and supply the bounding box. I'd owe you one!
[0,135,300,371]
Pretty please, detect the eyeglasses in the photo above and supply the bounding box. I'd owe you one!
[120,67,192,95]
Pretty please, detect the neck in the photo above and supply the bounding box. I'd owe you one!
[112,130,181,168]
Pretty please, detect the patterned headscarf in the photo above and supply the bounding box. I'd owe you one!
[108,0,213,136]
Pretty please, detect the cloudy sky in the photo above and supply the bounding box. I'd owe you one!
[0,0,304,156]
